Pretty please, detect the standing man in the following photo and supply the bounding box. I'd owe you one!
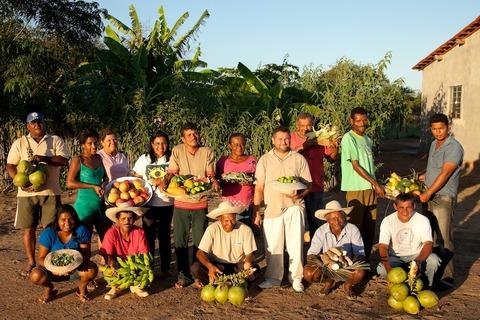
[6,112,69,277]
[167,122,220,288]
[419,113,463,286]
[290,112,338,239]
[253,126,312,292]
[340,107,384,257]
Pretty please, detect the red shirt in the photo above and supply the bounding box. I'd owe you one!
[290,131,332,192]
[99,225,149,259]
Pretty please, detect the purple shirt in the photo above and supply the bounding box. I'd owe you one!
[98,149,130,181]
[216,155,256,207]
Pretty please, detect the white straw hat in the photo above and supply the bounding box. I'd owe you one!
[314,200,353,220]
[207,201,245,219]
[105,206,146,223]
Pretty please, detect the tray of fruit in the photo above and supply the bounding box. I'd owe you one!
[221,172,255,185]
[270,176,307,194]
[164,175,214,201]
[104,177,153,207]
[384,171,425,200]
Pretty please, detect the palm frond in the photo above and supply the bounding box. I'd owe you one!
[168,12,189,43]
[128,4,143,38]
[172,10,209,55]
[104,12,133,37]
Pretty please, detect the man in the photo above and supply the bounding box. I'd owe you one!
[376,193,441,288]
[253,126,312,292]
[191,201,257,286]
[100,206,149,299]
[304,200,366,299]
[290,112,338,239]
[340,107,384,257]
[6,112,69,277]
[167,122,220,288]
[418,113,463,286]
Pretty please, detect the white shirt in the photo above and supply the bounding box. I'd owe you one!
[133,154,172,207]
[379,211,432,257]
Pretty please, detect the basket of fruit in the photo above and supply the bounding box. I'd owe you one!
[270,176,307,195]
[305,124,341,146]
[164,175,213,202]
[104,177,153,207]
[384,170,425,200]
[44,249,83,276]
[221,172,255,185]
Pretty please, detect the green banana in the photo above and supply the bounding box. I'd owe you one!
[117,257,128,268]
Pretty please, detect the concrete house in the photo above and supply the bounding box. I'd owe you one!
[413,16,480,165]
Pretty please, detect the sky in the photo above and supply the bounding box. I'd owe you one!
[95,1,480,90]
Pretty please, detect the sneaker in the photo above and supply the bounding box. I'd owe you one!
[130,285,149,298]
[292,279,304,293]
[258,279,280,289]
[104,287,120,301]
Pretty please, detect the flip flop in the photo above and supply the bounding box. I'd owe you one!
[20,264,36,278]
[76,291,90,302]
[38,289,58,304]
[193,279,204,289]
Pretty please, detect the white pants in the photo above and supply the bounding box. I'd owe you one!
[263,205,305,283]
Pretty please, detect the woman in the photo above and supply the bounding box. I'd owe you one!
[97,128,130,181]
[67,129,111,240]
[132,131,173,276]
[100,206,149,300]
[30,205,98,303]
[216,133,257,225]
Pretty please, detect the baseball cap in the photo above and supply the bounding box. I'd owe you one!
[26,112,44,123]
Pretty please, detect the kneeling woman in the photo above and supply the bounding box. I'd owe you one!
[30,205,98,303]
[100,206,149,300]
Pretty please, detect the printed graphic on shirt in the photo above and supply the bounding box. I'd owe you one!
[146,163,168,179]
[395,227,414,253]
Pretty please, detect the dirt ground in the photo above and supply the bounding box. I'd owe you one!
[0,139,479,319]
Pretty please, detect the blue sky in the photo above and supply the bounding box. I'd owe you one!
[95,1,480,90]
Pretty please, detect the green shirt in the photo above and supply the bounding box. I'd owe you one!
[340,130,375,191]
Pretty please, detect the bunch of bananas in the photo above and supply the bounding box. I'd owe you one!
[100,253,154,290]
[385,171,424,198]
[214,268,255,286]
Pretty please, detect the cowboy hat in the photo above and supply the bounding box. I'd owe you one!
[105,206,146,223]
[314,200,353,220]
[207,201,245,220]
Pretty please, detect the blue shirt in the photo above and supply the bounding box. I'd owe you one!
[425,135,463,198]
[307,222,365,257]
[38,224,91,252]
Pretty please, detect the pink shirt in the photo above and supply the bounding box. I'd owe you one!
[97,149,130,181]
[216,155,257,207]
[99,225,149,259]
[290,132,332,192]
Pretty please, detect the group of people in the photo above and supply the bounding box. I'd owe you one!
[6,108,463,303]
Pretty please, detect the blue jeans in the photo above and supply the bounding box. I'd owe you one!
[376,253,442,286]
[304,191,324,238]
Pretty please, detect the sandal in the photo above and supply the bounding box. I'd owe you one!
[38,289,58,304]
[76,291,90,302]
[21,264,36,278]
[87,280,98,293]
[104,287,119,301]
[344,285,357,300]
[174,279,191,289]
[193,279,204,289]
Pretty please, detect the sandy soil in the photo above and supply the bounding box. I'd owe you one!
[0,139,479,319]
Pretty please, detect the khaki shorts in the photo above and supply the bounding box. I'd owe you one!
[15,195,61,229]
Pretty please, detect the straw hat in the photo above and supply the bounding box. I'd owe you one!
[314,200,353,220]
[105,206,146,223]
[207,201,245,219]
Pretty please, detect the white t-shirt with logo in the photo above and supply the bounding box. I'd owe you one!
[379,211,432,257]
[133,154,172,207]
